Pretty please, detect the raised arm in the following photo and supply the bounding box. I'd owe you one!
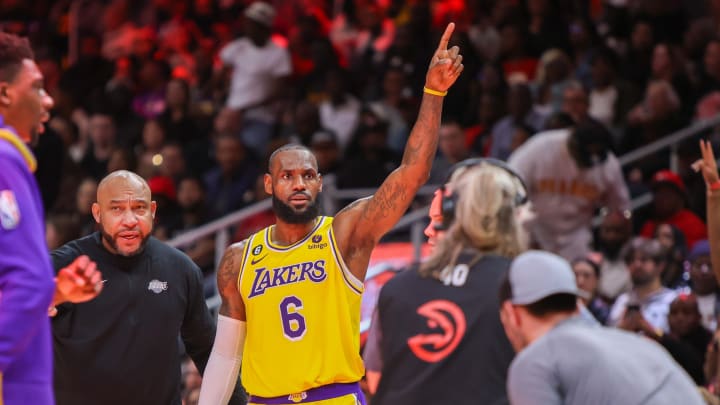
[198,241,248,405]
[694,140,720,283]
[333,23,464,276]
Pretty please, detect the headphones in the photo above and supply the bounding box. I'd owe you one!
[436,157,528,231]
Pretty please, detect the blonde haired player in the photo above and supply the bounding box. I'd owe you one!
[198,23,464,405]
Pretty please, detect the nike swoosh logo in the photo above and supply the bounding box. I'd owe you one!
[250,254,268,265]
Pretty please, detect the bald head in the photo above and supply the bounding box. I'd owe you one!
[92,170,156,257]
[97,170,151,200]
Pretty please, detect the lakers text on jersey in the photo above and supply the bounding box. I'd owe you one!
[238,216,365,398]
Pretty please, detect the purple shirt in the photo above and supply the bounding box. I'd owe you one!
[0,115,55,405]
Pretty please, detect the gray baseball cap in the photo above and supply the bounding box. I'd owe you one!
[244,2,275,27]
[509,250,580,305]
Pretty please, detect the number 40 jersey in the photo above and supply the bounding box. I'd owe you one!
[237,216,365,397]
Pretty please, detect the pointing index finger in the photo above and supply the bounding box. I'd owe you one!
[437,22,455,51]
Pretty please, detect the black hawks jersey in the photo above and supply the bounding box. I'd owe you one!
[373,253,515,405]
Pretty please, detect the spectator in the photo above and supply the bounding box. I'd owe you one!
[696,39,720,100]
[467,7,501,63]
[203,134,260,219]
[286,100,322,146]
[497,22,538,84]
[217,1,292,157]
[80,111,116,180]
[498,250,705,405]
[509,123,535,155]
[508,119,630,260]
[668,294,713,366]
[46,215,81,251]
[534,49,573,115]
[309,130,342,184]
[429,121,474,184]
[622,81,686,179]
[489,83,546,160]
[350,0,396,92]
[138,119,167,161]
[567,16,600,89]
[131,59,169,120]
[647,293,709,386]
[621,19,655,88]
[369,67,411,154]
[467,92,504,156]
[609,237,678,334]
[158,142,188,183]
[587,48,639,130]
[287,11,335,90]
[543,111,575,131]
[571,256,610,324]
[686,240,720,332]
[107,148,137,174]
[560,82,588,127]
[653,223,689,289]
[148,174,181,240]
[650,43,694,119]
[336,120,399,190]
[232,173,275,243]
[73,177,99,237]
[526,0,570,56]
[640,170,707,250]
[318,67,361,153]
[594,209,633,302]
[158,78,199,144]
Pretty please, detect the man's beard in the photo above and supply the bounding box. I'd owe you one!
[101,228,150,257]
[631,273,654,287]
[272,195,319,224]
[183,201,205,216]
[600,241,624,260]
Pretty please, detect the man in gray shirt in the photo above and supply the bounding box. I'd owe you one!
[498,250,704,405]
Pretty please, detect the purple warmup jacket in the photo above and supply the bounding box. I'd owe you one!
[0,115,55,405]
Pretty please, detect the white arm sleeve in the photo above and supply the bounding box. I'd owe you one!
[198,315,246,405]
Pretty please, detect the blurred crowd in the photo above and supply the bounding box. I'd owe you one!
[8,0,720,401]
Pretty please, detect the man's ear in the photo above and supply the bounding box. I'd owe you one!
[91,202,101,223]
[0,82,11,107]
[264,173,273,195]
[318,173,323,193]
[500,301,525,353]
[500,301,521,328]
[150,200,157,219]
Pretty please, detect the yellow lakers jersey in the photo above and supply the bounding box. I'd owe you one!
[238,216,365,397]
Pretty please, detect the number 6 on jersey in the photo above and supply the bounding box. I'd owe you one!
[280,296,306,340]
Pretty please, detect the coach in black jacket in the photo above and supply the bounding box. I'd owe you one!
[50,170,246,405]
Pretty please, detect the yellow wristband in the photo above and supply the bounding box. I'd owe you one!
[423,86,447,97]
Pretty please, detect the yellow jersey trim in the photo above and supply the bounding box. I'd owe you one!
[237,236,254,293]
[0,128,36,173]
[327,225,364,294]
[263,217,326,252]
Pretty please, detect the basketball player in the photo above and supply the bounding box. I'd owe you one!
[0,31,103,404]
[198,22,464,405]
